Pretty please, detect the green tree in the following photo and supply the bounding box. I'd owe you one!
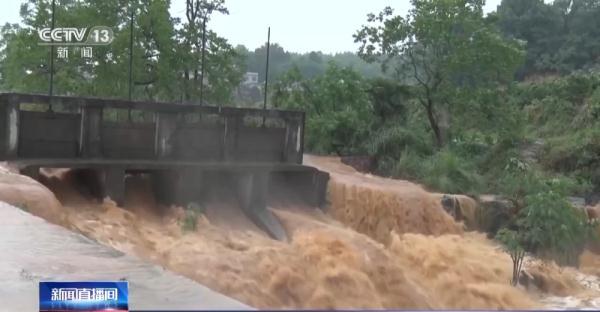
[354,0,524,148]
[0,0,242,104]
[494,0,563,77]
[273,63,374,155]
[0,0,179,99]
[496,228,525,286]
[495,0,600,76]
[497,188,597,285]
[248,43,292,83]
[176,0,243,104]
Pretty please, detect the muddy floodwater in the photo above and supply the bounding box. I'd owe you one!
[0,202,250,311]
[0,156,599,309]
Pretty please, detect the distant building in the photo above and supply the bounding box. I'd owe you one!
[242,72,259,86]
[235,72,262,107]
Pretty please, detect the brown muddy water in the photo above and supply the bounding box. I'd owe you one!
[0,157,599,309]
[0,202,250,311]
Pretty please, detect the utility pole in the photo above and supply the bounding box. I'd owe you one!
[128,7,134,121]
[128,8,134,101]
[200,17,207,106]
[262,27,270,126]
[48,0,56,111]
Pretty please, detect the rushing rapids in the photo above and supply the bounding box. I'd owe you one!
[0,156,598,309]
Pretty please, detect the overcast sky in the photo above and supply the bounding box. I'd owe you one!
[1,0,502,53]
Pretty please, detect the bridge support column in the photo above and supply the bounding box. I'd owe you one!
[236,171,287,241]
[303,170,329,209]
[153,170,178,205]
[104,167,125,206]
[269,169,330,210]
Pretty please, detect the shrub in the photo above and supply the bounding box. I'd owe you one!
[420,150,483,194]
[181,210,198,232]
[368,125,432,159]
[495,168,588,209]
[497,190,597,285]
[519,191,594,265]
[391,148,427,180]
[496,228,525,286]
[542,127,600,191]
[180,202,205,232]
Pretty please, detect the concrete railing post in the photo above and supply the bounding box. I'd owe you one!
[222,116,240,161]
[5,95,20,159]
[283,116,303,164]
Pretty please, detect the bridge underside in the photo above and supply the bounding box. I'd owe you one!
[15,160,329,242]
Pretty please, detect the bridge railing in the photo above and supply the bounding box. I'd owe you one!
[0,93,304,164]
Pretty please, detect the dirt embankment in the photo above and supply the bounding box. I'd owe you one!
[0,157,598,309]
[0,164,64,224]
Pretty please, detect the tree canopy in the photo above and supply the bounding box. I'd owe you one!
[494,0,600,77]
[354,0,524,147]
[0,0,243,105]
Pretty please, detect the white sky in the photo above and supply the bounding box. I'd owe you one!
[1,0,503,53]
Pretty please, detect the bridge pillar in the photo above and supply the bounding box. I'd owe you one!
[153,170,178,205]
[236,171,287,241]
[301,170,329,209]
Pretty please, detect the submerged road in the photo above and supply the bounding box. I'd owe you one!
[0,202,252,311]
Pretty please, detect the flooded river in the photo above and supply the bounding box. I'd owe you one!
[0,202,250,310]
[0,157,598,309]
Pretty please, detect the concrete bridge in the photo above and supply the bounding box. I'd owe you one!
[0,93,328,241]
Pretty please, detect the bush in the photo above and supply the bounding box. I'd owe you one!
[518,191,594,266]
[542,127,600,191]
[390,148,427,180]
[368,125,433,159]
[495,168,588,209]
[422,150,483,194]
[180,202,205,232]
[590,87,600,120]
[524,96,575,135]
[497,190,597,285]
[387,149,483,195]
[181,210,198,232]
